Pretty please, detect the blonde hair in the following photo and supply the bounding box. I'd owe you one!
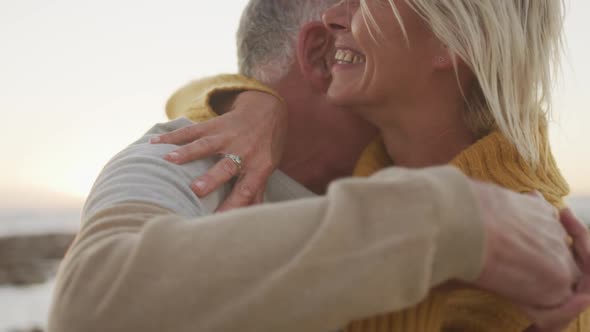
[360,0,566,165]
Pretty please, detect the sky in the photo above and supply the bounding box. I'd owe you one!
[0,0,588,211]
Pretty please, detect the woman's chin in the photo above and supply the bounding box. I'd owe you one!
[326,88,353,107]
[327,82,362,107]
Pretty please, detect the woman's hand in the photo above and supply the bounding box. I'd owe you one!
[151,90,288,212]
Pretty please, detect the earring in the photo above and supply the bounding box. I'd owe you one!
[436,56,448,65]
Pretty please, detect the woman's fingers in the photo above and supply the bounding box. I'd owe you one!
[164,136,223,164]
[153,91,286,210]
[150,122,207,145]
[254,189,265,204]
[215,174,267,213]
[190,157,242,197]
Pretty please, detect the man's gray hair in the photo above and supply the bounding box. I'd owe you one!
[237,0,337,83]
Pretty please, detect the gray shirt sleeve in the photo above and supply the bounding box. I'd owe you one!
[82,118,230,219]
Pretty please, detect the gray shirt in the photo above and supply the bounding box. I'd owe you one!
[83,117,315,220]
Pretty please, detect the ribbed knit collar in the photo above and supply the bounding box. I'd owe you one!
[353,130,570,208]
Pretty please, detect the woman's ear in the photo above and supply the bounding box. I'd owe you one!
[296,22,333,92]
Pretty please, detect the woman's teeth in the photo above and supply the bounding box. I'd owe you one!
[334,49,365,65]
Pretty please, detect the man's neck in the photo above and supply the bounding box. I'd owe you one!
[270,78,377,194]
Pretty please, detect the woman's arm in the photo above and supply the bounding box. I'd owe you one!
[161,75,288,210]
[165,73,284,122]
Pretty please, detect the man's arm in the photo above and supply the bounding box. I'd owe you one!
[48,126,484,332]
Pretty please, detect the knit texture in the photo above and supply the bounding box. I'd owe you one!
[348,130,588,331]
[167,75,586,330]
[166,74,285,123]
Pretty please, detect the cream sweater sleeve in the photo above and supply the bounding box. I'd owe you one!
[48,138,485,332]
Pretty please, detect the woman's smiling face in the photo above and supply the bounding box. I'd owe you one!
[322,0,442,116]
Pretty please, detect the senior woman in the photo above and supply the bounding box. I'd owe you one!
[319,0,589,331]
[156,0,588,330]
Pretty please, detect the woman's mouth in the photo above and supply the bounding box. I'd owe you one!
[334,48,366,65]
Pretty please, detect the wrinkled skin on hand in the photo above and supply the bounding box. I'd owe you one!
[152,90,287,212]
[470,181,590,331]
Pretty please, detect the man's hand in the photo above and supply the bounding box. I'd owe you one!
[151,91,288,212]
[523,208,590,332]
[470,181,590,329]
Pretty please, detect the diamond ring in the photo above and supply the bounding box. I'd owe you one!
[222,153,244,172]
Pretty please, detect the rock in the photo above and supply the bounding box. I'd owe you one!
[9,327,43,332]
[0,233,75,286]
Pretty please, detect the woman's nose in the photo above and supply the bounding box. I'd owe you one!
[322,1,351,32]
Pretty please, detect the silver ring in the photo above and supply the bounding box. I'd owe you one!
[223,153,244,172]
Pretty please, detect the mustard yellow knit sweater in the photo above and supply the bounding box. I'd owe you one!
[351,133,590,332]
[167,74,590,331]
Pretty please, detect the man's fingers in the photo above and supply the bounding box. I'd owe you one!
[523,294,590,332]
[164,136,222,164]
[150,123,206,145]
[190,158,241,197]
[215,174,264,213]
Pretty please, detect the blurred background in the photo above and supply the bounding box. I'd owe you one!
[0,0,588,330]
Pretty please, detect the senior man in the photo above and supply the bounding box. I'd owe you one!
[48,0,590,331]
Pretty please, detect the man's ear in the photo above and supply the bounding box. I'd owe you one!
[296,22,333,92]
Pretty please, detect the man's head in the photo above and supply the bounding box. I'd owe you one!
[237,0,338,87]
[236,0,377,194]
